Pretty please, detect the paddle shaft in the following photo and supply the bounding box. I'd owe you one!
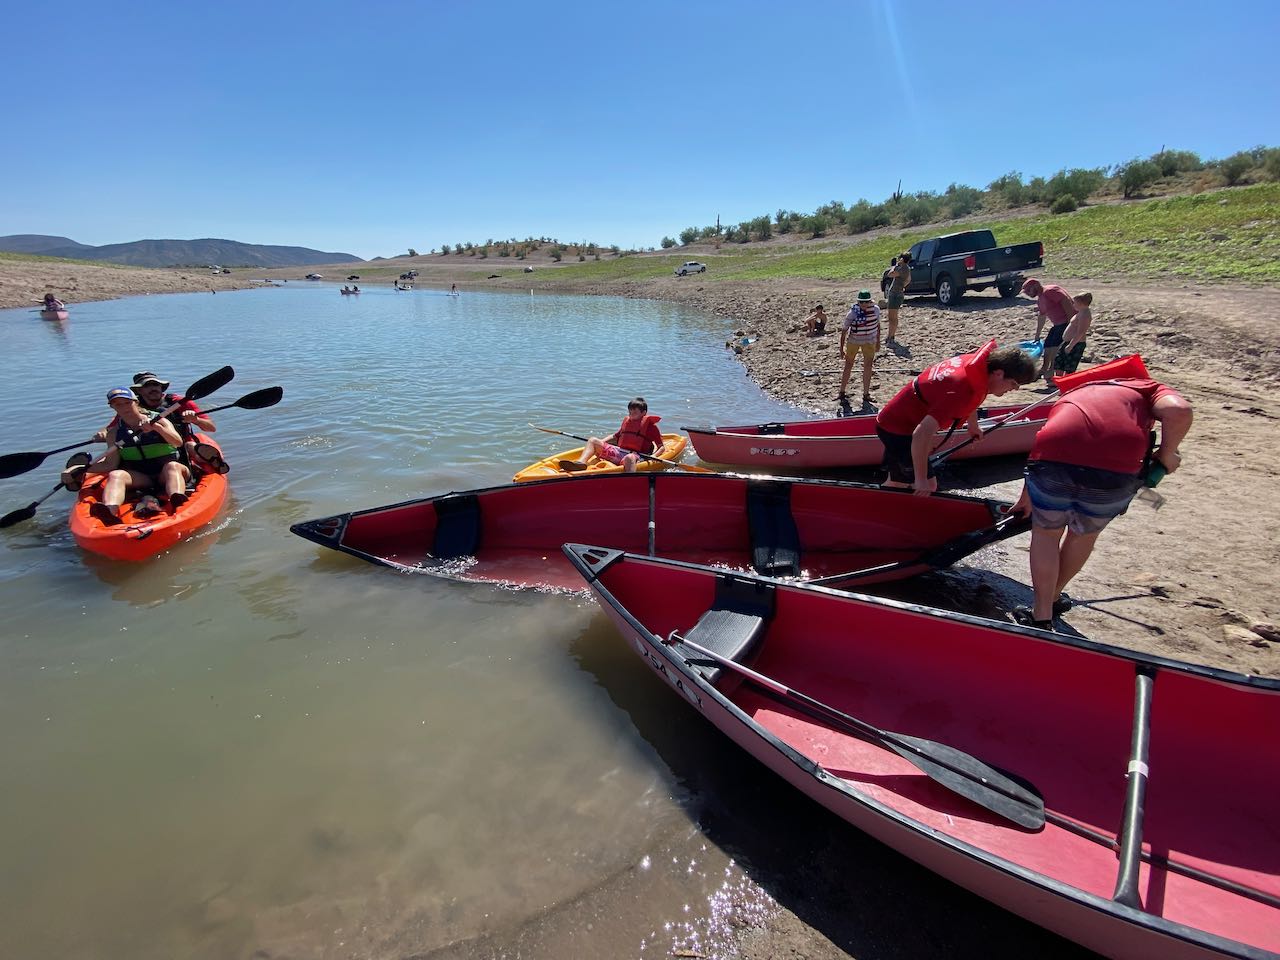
[196,386,284,415]
[0,482,63,528]
[529,423,711,473]
[666,631,1043,828]
[1112,666,1156,908]
[929,391,1059,469]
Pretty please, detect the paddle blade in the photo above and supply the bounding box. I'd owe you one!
[886,733,1045,830]
[235,386,284,410]
[0,503,38,528]
[183,365,235,402]
[0,450,49,480]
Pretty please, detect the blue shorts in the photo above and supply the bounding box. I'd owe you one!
[1044,323,1068,349]
[1024,460,1141,535]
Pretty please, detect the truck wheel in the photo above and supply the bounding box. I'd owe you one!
[998,281,1019,299]
[936,275,963,307]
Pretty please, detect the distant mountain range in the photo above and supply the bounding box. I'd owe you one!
[0,234,362,268]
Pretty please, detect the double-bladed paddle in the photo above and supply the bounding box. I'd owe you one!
[0,452,93,529]
[928,390,1059,471]
[0,366,235,480]
[663,631,1046,830]
[528,423,714,474]
[195,386,284,416]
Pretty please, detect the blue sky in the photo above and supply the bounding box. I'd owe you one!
[5,0,1277,260]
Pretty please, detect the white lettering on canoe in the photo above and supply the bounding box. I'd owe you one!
[749,447,800,457]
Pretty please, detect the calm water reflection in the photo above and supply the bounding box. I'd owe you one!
[0,286,811,958]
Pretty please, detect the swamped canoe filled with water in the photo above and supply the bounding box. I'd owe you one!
[289,472,1028,592]
[565,545,1280,960]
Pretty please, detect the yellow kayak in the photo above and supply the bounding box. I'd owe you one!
[513,433,689,483]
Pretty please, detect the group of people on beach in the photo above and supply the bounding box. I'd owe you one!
[60,373,228,526]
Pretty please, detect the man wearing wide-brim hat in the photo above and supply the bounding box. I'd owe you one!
[128,371,221,468]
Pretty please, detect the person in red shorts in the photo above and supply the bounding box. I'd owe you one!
[1010,378,1193,629]
[875,341,1037,497]
[560,397,667,473]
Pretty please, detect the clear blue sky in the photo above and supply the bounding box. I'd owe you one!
[5,0,1277,260]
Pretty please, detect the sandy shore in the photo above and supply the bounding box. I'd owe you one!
[5,253,1277,959]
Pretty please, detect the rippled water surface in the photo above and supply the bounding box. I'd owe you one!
[0,285,817,958]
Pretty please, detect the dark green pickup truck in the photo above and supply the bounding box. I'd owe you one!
[881,229,1044,307]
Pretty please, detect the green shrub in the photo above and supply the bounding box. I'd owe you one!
[1155,149,1202,177]
[846,200,890,234]
[751,215,772,240]
[736,221,753,243]
[407,248,417,257]
[987,171,1026,207]
[1046,167,1106,204]
[661,236,677,249]
[801,214,829,238]
[1219,151,1253,185]
[1117,158,1161,198]
[440,244,451,255]
[678,227,698,245]
[551,250,563,262]
[1265,150,1280,181]
[1050,194,1078,214]
[945,183,984,217]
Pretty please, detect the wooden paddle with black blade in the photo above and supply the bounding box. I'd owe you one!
[664,631,1046,830]
[0,366,235,480]
[528,423,714,474]
[927,390,1059,472]
[0,452,93,529]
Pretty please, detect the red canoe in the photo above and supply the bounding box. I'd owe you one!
[564,544,1280,960]
[289,472,1028,591]
[70,438,229,562]
[684,401,1050,470]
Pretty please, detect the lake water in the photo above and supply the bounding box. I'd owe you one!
[0,285,1074,960]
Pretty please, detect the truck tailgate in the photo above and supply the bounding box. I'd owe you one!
[974,241,1043,274]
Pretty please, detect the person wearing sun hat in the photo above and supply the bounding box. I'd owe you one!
[837,290,881,405]
[97,371,224,476]
[74,386,192,526]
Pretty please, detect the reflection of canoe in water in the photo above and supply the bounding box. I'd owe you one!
[513,433,688,482]
[340,289,360,295]
[685,403,1049,470]
[565,544,1280,960]
[288,471,1025,591]
[69,437,229,561]
[40,308,68,321]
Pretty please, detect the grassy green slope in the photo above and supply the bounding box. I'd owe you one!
[530,183,1280,286]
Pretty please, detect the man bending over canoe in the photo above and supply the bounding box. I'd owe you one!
[1011,376,1193,629]
[67,387,192,526]
[876,342,1037,497]
[561,397,666,473]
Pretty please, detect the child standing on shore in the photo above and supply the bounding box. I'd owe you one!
[1055,292,1093,376]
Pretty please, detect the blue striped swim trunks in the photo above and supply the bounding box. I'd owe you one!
[1024,460,1142,535]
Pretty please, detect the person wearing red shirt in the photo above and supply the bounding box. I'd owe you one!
[561,397,667,473]
[875,341,1037,496]
[1022,277,1080,385]
[1010,378,1193,629]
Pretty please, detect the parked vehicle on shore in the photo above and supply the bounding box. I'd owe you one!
[881,230,1044,307]
[675,261,706,276]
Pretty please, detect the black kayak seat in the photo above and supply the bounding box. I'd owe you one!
[746,479,802,577]
[756,421,787,435]
[431,494,481,560]
[678,574,775,686]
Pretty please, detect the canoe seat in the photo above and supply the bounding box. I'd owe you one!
[431,494,481,560]
[679,574,774,685]
[757,422,787,435]
[747,480,802,577]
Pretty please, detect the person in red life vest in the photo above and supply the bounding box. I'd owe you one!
[71,387,193,526]
[560,397,666,473]
[1009,377,1193,629]
[94,372,226,474]
[876,341,1037,497]
[1021,277,1079,385]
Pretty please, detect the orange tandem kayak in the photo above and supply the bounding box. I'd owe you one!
[69,437,229,561]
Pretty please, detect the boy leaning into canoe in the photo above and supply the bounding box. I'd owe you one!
[560,397,665,473]
[875,342,1038,497]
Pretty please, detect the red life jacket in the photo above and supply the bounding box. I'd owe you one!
[615,414,662,453]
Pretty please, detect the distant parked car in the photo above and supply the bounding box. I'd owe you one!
[221,268,230,274]
[305,273,323,280]
[675,261,706,276]
[523,266,535,273]
[347,274,360,281]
